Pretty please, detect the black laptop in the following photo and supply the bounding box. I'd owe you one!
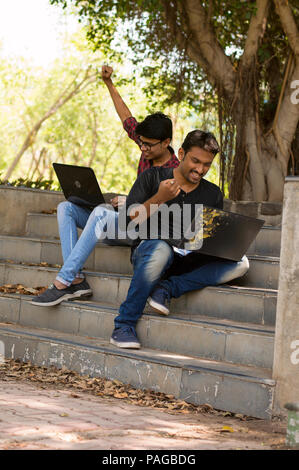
[53,163,263,261]
[53,163,106,209]
[169,205,264,262]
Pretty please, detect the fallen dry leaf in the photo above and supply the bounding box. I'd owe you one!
[41,209,57,214]
[220,426,235,433]
[0,284,47,295]
[23,287,39,294]
[0,359,222,417]
[113,392,128,399]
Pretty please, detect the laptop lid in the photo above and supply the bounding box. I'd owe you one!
[181,205,264,261]
[53,163,106,208]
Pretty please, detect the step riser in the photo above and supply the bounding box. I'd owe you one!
[0,263,277,326]
[0,295,274,369]
[235,259,279,290]
[247,228,281,257]
[0,236,280,289]
[25,214,282,257]
[0,326,275,419]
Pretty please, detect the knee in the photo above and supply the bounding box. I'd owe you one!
[217,255,249,285]
[57,200,73,218]
[138,241,173,282]
[137,240,172,260]
[237,255,249,278]
[152,240,173,264]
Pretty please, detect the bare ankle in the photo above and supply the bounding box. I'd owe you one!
[54,280,68,290]
[72,278,84,285]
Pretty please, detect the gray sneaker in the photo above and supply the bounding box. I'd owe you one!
[70,279,93,300]
[31,280,92,307]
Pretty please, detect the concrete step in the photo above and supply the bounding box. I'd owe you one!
[0,322,275,419]
[25,212,282,257]
[0,234,280,289]
[246,225,281,257]
[0,261,277,326]
[233,255,279,290]
[0,292,275,369]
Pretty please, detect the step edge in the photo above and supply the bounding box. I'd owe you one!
[25,214,282,232]
[0,260,279,295]
[0,292,275,336]
[0,234,281,262]
[0,323,275,386]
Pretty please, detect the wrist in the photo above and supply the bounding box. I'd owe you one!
[103,78,113,87]
[152,193,166,206]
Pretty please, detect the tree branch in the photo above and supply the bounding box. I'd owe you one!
[274,0,299,57]
[240,0,270,69]
[3,69,97,181]
[181,0,236,97]
[162,0,236,98]
[272,58,299,171]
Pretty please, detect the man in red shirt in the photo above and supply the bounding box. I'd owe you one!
[101,65,179,207]
[32,66,180,296]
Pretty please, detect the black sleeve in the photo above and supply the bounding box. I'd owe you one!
[214,189,223,210]
[125,169,156,207]
[118,169,158,229]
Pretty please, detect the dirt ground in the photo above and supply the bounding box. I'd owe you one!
[0,359,292,451]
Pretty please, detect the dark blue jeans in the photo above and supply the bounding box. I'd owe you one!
[114,239,249,328]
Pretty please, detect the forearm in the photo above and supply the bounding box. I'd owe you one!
[126,179,180,226]
[128,194,165,225]
[104,79,132,123]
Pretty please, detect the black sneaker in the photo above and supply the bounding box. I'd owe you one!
[69,279,92,300]
[30,280,92,307]
[110,326,141,349]
[148,286,170,315]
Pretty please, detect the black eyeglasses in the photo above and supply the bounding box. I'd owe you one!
[139,137,162,151]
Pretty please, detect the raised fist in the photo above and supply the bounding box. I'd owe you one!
[101,65,113,81]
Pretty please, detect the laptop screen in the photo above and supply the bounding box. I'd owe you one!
[53,163,106,208]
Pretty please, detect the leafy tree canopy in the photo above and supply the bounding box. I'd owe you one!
[49,0,297,120]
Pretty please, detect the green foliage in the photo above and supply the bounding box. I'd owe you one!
[49,0,297,120]
[0,175,58,190]
[48,0,299,199]
[0,26,221,195]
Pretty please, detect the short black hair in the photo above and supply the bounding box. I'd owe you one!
[136,112,172,141]
[182,130,219,156]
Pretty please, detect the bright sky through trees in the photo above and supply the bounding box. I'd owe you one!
[0,0,77,67]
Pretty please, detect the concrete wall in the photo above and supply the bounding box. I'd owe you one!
[273,177,299,414]
[223,200,282,226]
[0,186,64,236]
[0,187,123,236]
[0,186,282,239]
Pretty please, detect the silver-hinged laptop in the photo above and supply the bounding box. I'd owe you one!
[53,163,106,209]
[170,205,264,261]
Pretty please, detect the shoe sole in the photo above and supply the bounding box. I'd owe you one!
[30,290,93,307]
[68,289,93,301]
[110,338,141,349]
[147,297,169,316]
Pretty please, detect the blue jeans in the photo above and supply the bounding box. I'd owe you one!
[56,201,131,286]
[57,203,249,330]
[114,239,249,329]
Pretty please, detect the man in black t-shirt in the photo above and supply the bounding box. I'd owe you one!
[110,130,249,349]
[32,130,249,351]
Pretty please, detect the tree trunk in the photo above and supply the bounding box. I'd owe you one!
[164,0,299,201]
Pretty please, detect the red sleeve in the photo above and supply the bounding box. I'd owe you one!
[123,117,141,147]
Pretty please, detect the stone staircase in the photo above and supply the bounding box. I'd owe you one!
[0,206,282,419]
